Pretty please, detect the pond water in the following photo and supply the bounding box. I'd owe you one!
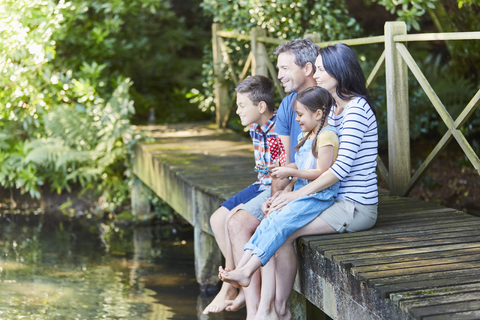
[0,210,246,320]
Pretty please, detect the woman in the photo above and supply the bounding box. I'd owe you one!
[266,43,379,319]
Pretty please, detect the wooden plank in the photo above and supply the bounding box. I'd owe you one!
[371,267,480,287]
[350,247,480,269]
[410,300,480,319]
[454,88,480,129]
[374,271,480,298]
[423,310,480,320]
[316,35,385,47]
[300,218,480,245]
[358,259,480,283]
[391,282,480,305]
[405,131,453,195]
[394,31,480,42]
[321,235,480,261]
[332,242,480,268]
[310,228,480,255]
[400,291,480,312]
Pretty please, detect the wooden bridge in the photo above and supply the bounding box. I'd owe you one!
[133,122,480,319]
[132,22,480,319]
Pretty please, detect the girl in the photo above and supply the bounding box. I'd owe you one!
[219,86,340,288]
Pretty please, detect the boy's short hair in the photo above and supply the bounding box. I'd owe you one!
[235,75,275,112]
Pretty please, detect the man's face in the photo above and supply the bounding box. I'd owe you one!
[276,52,307,94]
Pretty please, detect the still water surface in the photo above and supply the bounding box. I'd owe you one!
[0,211,246,320]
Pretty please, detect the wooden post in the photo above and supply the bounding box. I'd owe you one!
[212,23,229,128]
[385,22,411,196]
[194,226,223,294]
[304,32,321,44]
[250,27,268,77]
[131,178,152,220]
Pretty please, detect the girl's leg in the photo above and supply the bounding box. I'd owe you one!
[274,217,336,318]
[220,253,263,287]
[250,196,334,267]
[203,204,243,314]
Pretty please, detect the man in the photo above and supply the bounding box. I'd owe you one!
[226,38,319,319]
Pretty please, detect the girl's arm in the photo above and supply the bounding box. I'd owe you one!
[269,169,339,212]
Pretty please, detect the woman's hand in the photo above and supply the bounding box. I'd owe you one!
[269,190,301,212]
[270,166,294,180]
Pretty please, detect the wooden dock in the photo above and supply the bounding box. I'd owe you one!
[133,123,480,320]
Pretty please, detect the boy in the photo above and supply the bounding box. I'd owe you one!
[203,75,278,315]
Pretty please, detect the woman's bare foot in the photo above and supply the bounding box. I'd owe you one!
[202,282,238,314]
[219,266,252,287]
[225,288,245,312]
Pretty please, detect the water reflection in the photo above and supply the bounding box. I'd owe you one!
[0,211,246,319]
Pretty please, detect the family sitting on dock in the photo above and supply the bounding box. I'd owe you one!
[203,39,379,320]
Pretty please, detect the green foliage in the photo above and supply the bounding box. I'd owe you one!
[191,0,362,120]
[374,0,436,31]
[53,0,210,124]
[0,0,151,209]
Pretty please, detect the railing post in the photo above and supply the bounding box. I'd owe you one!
[251,27,268,76]
[385,21,411,196]
[304,32,321,44]
[212,23,229,128]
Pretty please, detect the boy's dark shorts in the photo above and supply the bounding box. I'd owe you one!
[221,184,263,210]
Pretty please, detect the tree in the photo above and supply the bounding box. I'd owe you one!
[190,0,362,120]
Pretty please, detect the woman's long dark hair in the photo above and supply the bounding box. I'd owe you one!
[293,87,334,158]
[319,43,375,112]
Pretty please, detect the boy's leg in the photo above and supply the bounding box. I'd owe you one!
[203,205,242,314]
[227,187,270,320]
[228,209,261,320]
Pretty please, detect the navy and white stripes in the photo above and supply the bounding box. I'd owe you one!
[328,98,378,205]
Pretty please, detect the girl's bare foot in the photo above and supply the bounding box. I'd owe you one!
[202,282,238,314]
[220,267,252,287]
[225,288,245,312]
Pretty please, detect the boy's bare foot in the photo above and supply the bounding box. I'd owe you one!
[225,289,245,312]
[219,267,252,287]
[202,282,238,314]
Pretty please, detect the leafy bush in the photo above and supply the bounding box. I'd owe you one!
[0,0,155,209]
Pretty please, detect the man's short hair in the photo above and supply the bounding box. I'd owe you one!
[235,75,275,112]
[274,38,320,72]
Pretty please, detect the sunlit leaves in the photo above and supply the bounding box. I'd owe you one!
[0,0,145,208]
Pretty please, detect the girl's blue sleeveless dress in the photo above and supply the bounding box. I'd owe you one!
[244,126,340,266]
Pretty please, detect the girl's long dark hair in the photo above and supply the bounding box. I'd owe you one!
[319,43,375,113]
[293,87,334,158]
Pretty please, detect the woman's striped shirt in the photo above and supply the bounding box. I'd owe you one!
[328,97,378,205]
